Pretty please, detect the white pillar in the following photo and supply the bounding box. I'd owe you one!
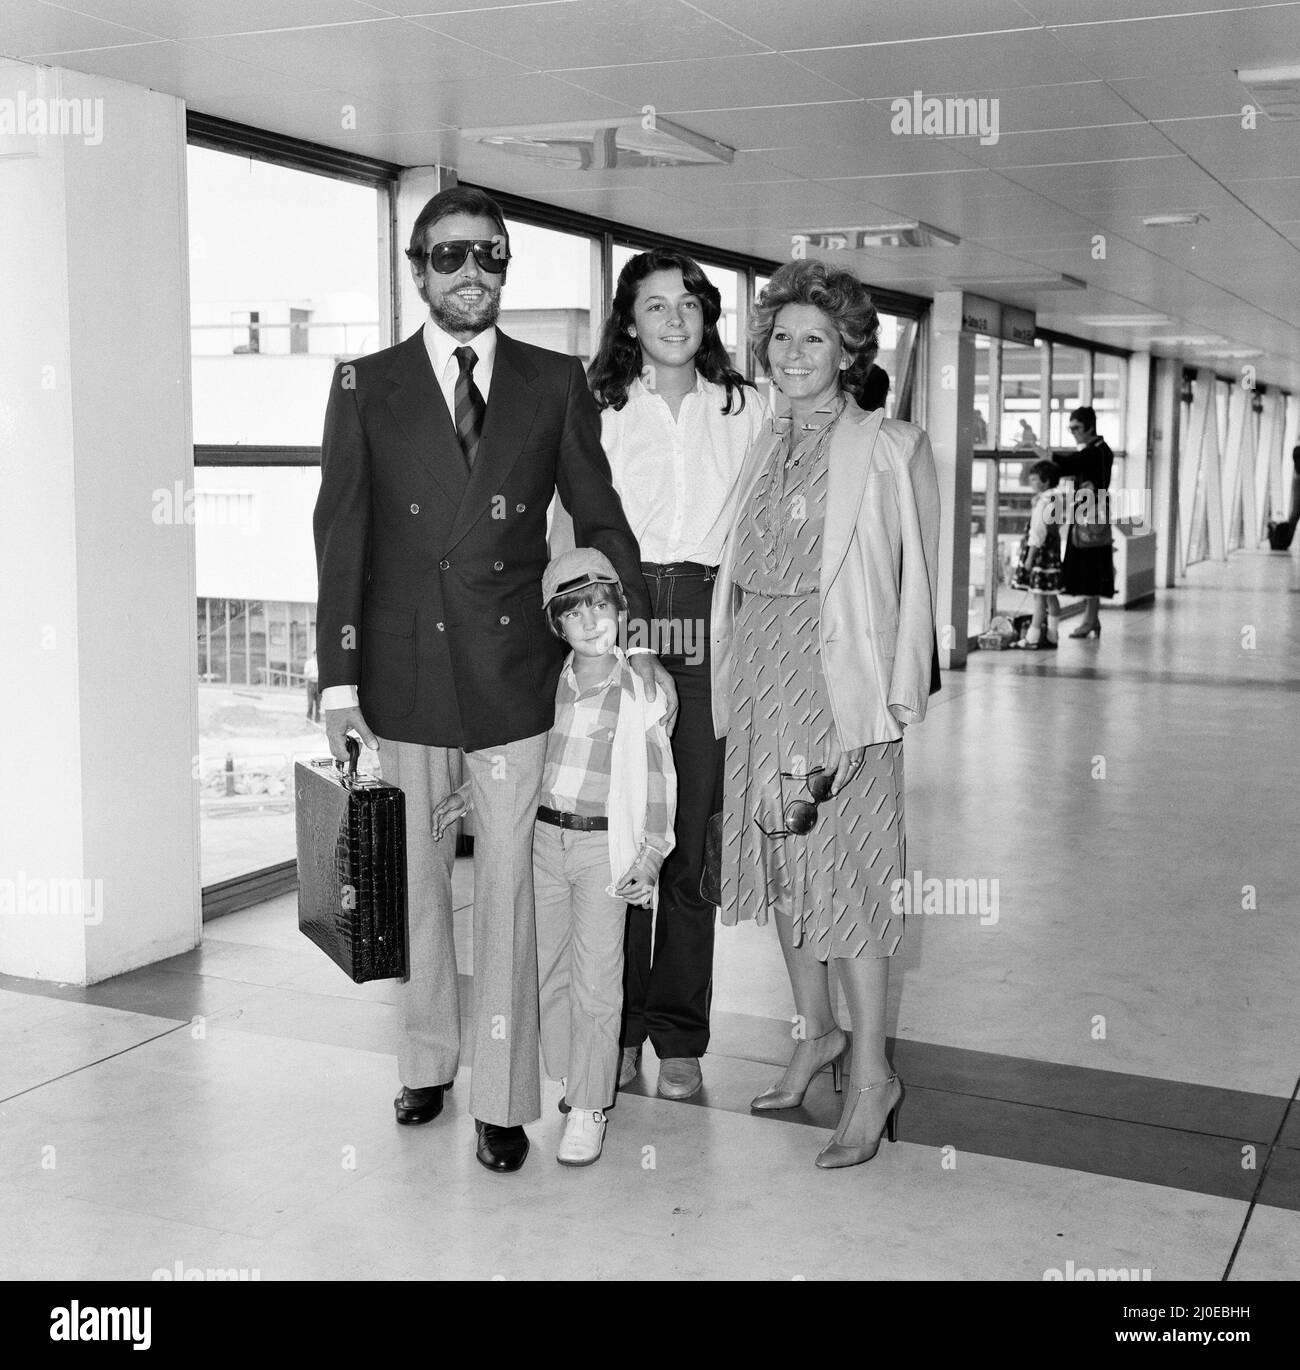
[394,165,452,340]
[926,292,974,667]
[0,63,199,983]
[1149,358,1181,589]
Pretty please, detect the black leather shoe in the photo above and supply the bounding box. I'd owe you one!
[475,1120,529,1173]
[394,1082,451,1126]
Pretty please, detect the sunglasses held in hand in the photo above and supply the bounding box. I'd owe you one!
[409,238,510,275]
[756,768,836,838]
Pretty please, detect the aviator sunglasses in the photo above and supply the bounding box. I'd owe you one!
[756,768,836,838]
[409,238,510,275]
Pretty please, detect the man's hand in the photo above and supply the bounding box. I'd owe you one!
[628,653,679,734]
[825,746,866,795]
[324,705,378,764]
[430,785,471,842]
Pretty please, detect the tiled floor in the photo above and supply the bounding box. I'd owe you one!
[2,553,1297,1279]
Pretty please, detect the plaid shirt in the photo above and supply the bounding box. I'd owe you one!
[541,651,674,866]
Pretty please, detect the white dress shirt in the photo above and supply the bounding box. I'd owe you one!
[600,376,768,566]
[319,319,497,713]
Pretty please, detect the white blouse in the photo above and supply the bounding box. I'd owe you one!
[600,376,769,566]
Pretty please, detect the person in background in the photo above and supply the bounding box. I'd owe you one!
[1010,460,1063,651]
[587,249,766,1103]
[303,651,320,723]
[856,362,890,413]
[712,259,940,1169]
[1035,405,1114,638]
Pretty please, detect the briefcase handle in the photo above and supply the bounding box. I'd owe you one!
[337,735,361,782]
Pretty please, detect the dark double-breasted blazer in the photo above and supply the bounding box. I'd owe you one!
[313,328,649,751]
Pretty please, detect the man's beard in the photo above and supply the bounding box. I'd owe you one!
[427,285,502,335]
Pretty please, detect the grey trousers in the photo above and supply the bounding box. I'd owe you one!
[377,731,548,1128]
[533,822,626,1111]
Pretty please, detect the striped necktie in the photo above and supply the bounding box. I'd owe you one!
[453,345,486,470]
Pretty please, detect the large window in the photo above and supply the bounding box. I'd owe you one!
[500,219,598,365]
[188,137,391,899]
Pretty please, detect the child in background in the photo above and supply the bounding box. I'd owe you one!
[1010,459,1063,650]
[432,547,676,1166]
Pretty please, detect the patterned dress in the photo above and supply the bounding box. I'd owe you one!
[719,407,905,961]
[1010,490,1064,594]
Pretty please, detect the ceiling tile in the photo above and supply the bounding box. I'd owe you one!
[1107,71,1256,122]
[410,0,765,67]
[958,121,1175,169]
[790,29,1100,97]
[199,16,528,86]
[555,51,857,105]
[363,72,626,129]
[2,0,158,57]
[38,0,379,41]
[29,38,325,101]
[1048,7,1300,80]
[694,0,1036,49]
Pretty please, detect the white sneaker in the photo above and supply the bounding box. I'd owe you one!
[556,1108,606,1167]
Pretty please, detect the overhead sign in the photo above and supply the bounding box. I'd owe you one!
[1001,305,1037,345]
[961,293,1037,344]
[961,294,1001,337]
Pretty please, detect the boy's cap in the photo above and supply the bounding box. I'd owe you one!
[542,548,621,608]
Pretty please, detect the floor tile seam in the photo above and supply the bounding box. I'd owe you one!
[1222,1072,1300,1280]
[0,1180,265,1246]
[0,1022,192,1107]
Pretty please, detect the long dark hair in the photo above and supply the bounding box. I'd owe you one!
[588,249,753,414]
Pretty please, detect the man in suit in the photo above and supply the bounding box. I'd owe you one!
[313,186,673,1173]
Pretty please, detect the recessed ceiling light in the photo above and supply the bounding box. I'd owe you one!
[1143,334,1230,347]
[1236,64,1300,120]
[1077,314,1174,326]
[462,117,733,170]
[953,273,1085,291]
[800,222,960,249]
[1142,213,1206,227]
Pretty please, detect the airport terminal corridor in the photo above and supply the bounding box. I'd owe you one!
[2,553,1295,1282]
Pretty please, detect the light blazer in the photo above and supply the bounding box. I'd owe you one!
[711,397,941,748]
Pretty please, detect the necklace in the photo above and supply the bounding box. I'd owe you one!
[754,397,845,568]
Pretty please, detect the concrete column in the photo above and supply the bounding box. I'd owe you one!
[1149,357,1182,589]
[0,63,198,983]
[394,165,451,340]
[926,292,975,668]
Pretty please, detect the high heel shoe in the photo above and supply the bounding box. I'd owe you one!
[815,1073,904,1169]
[750,1026,850,1110]
[1069,621,1101,639]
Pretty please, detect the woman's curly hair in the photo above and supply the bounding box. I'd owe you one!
[749,259,880,403]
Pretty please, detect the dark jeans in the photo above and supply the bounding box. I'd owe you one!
[621,563,723,1060]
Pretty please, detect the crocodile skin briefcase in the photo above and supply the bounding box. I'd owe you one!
[295,738,408,982]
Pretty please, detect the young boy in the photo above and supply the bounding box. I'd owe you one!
[433,548,675,1166]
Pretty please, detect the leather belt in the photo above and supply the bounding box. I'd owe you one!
[537,805,608,832]
[640,561,718,579]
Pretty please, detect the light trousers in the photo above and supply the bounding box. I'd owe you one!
[378,731,547,1127]
[533,821,626,1112]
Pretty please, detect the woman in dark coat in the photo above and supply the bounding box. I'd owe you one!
[1041,404,1114,639]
